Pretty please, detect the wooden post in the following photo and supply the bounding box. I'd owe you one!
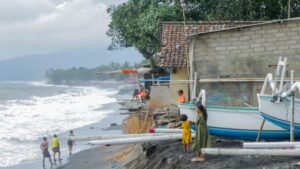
[256,119,265,142]
[288,0,291,19]
[291,91,295,141]
[290,70,295,142]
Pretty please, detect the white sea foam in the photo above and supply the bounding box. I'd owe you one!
[0,85,117,167]
[29,81,68,88]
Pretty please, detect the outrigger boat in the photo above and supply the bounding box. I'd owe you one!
[257,57,300,133]
[178,90,292,140]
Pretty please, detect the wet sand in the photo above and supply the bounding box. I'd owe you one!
[61,144,141,169]
[60,145,127,169]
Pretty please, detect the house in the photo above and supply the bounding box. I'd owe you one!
[155,21,260,104]
[187,18,300,106]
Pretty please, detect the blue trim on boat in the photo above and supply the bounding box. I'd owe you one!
[139,76,170,82]
[259,94,300,106]
[190,124,294,140]
[178,103,259,111]
[260,112,300,133]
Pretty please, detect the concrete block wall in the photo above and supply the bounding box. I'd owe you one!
[192,19,300,79]
[190,18,300,106]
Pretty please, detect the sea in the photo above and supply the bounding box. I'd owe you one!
[0,81,132,168]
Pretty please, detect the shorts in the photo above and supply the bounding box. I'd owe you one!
[52,147,60,153]
[68,140,73,146]
[43,149,51,158]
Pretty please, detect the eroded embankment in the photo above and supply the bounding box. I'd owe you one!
[125,137,300,169]
[121,106,300,169]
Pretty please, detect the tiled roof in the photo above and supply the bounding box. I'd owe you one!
[155,21,262,68]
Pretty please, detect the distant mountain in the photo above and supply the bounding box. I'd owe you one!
[0,48,143,81]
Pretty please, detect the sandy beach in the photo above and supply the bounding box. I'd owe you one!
[60,145,127,169]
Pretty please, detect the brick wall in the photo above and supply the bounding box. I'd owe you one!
[190,18,300,106]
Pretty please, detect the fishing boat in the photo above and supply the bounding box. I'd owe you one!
[257,57,300,133]
[178,103,292,140]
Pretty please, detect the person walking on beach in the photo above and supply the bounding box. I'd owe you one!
[51,134,62,165]
[40,137,53,169]
[191,103,210,162]
[180,114,192,153]
[67,130,75,155]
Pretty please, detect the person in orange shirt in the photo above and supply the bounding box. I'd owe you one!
[138,86,146,99]
[178,89,186,103]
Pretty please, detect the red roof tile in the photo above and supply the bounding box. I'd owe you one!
[155,21,261,68]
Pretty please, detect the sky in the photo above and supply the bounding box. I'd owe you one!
[0,0,141,61]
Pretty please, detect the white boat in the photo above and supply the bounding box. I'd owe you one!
[257,57,300,133]
[178,103,291,140]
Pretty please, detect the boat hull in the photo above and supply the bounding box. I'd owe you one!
[178,103,292,140]
[258,94,300,133]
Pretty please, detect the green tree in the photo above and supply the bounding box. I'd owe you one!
[107,0,300,62]
[107,0,182,60]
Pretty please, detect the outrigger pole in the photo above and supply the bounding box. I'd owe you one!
[244,142,300,149]
[202,148,300,156]
[88,134,195,145]
[71,133,179,141]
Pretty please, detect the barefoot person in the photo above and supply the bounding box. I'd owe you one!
[67,130,75,155]
[51,134,62,165]
[40,137,53,169]
[180,114,192,153]
[191,103,210,162]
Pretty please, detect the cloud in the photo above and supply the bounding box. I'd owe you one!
[0,0,117,60]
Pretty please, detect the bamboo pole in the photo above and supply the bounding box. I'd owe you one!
[89,134,195,145]
[149,128,195,133]
[243,142,300,149]
[202,148,300,156]
[71,133,179,141]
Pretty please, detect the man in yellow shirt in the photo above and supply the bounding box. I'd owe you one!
[51,134,62,165]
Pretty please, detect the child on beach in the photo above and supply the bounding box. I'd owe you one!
[67,130,75,155]
[40,137,53,169]
[191,103,210,162]
[51,134,62,165]
[180,114,192,153]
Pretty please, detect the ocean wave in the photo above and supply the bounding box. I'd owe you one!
[29,81,68,88]
[0,85,117,167]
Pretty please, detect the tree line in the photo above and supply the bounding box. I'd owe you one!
[45,61,147,84]
[107,0,300,60]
